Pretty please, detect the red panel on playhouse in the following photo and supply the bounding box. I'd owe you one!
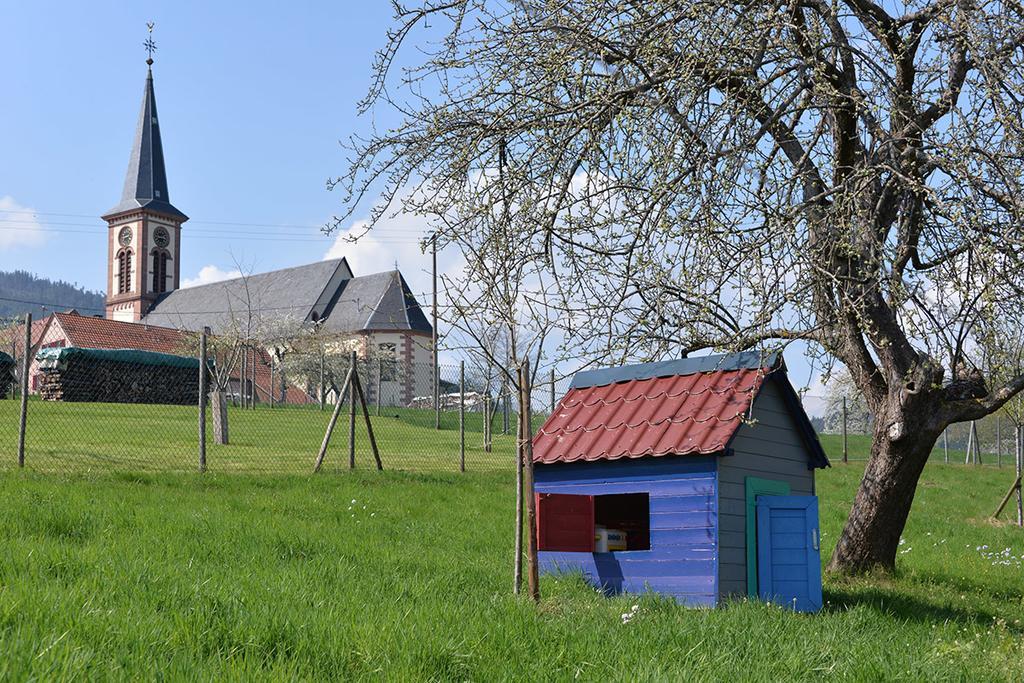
[533,355,775,465]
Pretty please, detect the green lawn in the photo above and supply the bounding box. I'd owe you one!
[0,398,517,473]
[1,459,1023,679]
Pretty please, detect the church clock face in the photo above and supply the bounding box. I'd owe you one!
[153,227,170,248]
[118,226,133,246]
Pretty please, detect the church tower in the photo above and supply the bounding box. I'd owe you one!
[102,39,187,322]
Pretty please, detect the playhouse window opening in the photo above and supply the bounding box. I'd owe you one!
[595,493,650,551]
[536,492,650,552]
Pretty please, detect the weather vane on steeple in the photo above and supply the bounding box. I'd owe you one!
[144,22,157,66]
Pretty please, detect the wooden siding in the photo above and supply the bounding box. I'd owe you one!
[717,378,816,599]
[534,455,719,607]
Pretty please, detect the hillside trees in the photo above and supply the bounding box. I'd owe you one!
[335,1,1024,573]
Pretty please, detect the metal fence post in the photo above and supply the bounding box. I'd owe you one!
[842,396,848,463]
[550,368,555,414]
[943,428,948,464]
[997,415,1001,468]
[483,394,491,452]
[269,355,275,409]
[459,360,465,472]
[319,345,326,411]
[349,351,357,469]
[502,378,510,435]
[376,357,383,416]
[17,313,31,468]
[250,345,257,410]
[198,327,208,472]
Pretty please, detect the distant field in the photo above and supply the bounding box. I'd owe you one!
[1,454,1023,678]
[0,398,517,473]
[0,396,996,476]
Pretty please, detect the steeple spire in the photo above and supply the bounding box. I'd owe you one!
[102,24,187,221]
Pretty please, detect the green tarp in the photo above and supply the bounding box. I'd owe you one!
[35,346,201,369]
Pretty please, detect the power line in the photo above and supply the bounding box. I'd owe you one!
[0,209,432,235]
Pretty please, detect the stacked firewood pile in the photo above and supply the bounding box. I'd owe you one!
[0,352,13,399]
[37,348,202,405]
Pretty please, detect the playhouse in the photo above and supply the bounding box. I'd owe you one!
[532,351,829,612]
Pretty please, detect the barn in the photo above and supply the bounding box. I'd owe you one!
[531,352,829,612]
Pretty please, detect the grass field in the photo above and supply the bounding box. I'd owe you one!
[1,453,1023,679]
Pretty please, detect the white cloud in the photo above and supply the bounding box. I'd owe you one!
[0,196,46,249]
[181,264,243,289]
[323,213,465,303]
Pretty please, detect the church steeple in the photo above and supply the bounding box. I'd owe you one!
[102,64,187,221]
[103,24,187,322]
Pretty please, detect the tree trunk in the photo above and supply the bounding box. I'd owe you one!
[828,409,940,573]
[210,389,229,445]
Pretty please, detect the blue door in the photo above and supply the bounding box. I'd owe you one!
[756,495,822,613]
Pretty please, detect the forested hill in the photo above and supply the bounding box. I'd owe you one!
[0,270,105,321]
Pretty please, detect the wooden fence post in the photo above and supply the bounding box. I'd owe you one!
[513,383,523,596]
[1017,425,1023,527]
[17,313,31,468]
[198,327,208,472]
[351,368,383,470]
[520,358,540,602]
[349,351,357,469]
[842,396,848,463]
[459,360,465,473]
[313,366,354,473]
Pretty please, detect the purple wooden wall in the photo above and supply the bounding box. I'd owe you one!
[535,455,719,607]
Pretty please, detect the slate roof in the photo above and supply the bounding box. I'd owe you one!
[103,67,187,221]
[532,352,829,467]
[142,259,353,334]
[322,270,432,334]
[142,259,431,337]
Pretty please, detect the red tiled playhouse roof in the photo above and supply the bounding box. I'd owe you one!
[533,352,786,465]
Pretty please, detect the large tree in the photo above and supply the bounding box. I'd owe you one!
[334,0,1024,572]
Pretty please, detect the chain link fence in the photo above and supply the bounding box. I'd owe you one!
[0,325,572,474]
[802,393,1023,467]
[6,317,1018,475]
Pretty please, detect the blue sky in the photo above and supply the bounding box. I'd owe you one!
[0,1,435,293]
[1,1,829,407]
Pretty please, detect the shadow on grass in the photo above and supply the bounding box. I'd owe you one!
[824,583,1023,634]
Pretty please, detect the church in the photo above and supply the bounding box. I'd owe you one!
[23,51,434,406]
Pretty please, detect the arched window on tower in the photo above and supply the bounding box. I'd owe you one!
[151,249,171,293]
[117,249,133,294]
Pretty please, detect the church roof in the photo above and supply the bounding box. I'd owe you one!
[141,258,354,334]
[103,67,187,221]
[322,270,432,334]
[141,258,433,338]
